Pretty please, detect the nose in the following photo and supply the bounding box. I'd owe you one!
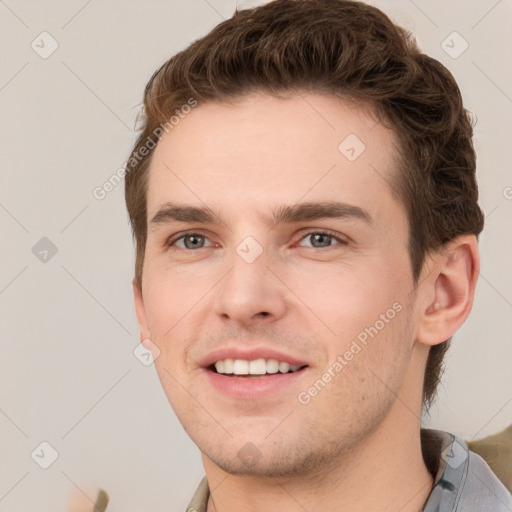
[213,241,287,327]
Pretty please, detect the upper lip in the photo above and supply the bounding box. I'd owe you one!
[199,346,310,369]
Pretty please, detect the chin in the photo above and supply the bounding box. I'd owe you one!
[202,439,328,478]
[208,454,302,477]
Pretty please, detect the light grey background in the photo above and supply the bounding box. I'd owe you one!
[0,0,511,510]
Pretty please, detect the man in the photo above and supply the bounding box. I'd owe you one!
[124,1,512,510]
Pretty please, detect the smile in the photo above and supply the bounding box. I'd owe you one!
[211,358,306,376]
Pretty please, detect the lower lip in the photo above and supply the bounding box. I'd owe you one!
[204,368,308,399]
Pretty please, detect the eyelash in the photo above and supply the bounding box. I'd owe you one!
[166,229,348,250]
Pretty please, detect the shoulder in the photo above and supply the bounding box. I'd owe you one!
[456,450,512,511]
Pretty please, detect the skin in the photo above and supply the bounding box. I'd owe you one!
[133,92,479,512]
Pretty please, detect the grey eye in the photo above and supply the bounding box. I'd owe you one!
[304,233,335,248]
[182,234,206,249]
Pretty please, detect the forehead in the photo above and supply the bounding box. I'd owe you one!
[146,93,402,224]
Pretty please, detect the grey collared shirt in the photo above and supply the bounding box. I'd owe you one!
[186,429,512,511]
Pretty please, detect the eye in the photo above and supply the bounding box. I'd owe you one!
[166,230,346,251]
[167,232,216,250]
[297,230,347,249]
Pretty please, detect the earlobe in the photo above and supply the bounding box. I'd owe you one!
[416,235,480,347]
[132,278,150,342]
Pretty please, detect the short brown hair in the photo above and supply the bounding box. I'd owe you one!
[125,0,484,412]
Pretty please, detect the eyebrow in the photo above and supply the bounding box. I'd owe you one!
[150,201,372,227]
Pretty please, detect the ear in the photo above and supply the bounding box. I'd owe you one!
[132,278,151,342]
[415,234,480,347]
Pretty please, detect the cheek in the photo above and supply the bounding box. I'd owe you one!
[141,278,194,362]
[287,259,405,344]
[143,262,213,329]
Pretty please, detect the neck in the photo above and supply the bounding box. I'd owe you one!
[202,407,434,512]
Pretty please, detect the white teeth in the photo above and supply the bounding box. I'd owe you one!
[233,359,249,375]
[212,358,304,375]
[266,359,279,374]
[249,358,267,375]
[278,361,290,373]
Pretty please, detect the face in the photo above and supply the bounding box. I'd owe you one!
[134,92,422,477]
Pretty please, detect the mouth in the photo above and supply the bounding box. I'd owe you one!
[200,349,311,399]
[209,358,309,378]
